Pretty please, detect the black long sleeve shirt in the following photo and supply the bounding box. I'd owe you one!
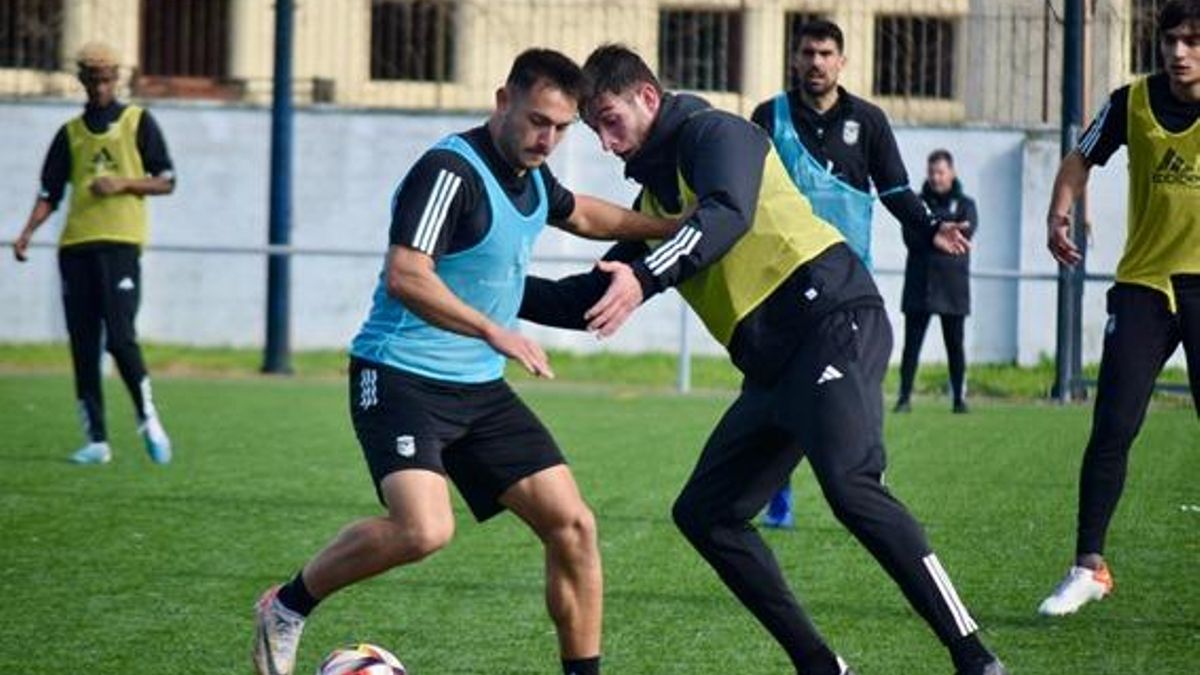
[749,87,938,246]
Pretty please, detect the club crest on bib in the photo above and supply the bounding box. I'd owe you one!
[842,120,860,146]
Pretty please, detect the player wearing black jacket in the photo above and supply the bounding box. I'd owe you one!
[520,45,1003,675]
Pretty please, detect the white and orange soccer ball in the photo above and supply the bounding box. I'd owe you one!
[317,643,407,675]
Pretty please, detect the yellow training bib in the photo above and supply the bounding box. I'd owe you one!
[1118,77,1200,311]
[61,105,149,248]
[640,146,843,345]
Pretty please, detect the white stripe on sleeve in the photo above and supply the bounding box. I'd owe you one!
[1078,101,1111,157]
[646,226,702,276]
[412,170,463,254]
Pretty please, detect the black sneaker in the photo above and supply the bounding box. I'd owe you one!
[893,399,912,413]
[953,400,970,414]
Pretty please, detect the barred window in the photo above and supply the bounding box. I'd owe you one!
[140,0,229,78]
[658,9,742,92]
[0,0,61,70]
[873,15,956,99]
[371,0,455,82]
[1131,0,1163,74]
[783,12,826,89]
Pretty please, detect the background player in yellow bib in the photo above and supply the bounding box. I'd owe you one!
[1039,0,1200,616]
[11,42,176,465]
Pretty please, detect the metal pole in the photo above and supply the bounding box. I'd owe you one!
[676,298,692,394]
[1053,0,1085,401]
[263,0,294,374]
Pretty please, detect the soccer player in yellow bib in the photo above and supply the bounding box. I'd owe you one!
[521,44,1005,675]
[1039,0,1200,616]
[11,43,176,465]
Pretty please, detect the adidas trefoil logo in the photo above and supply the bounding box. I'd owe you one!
[817,364,844,385]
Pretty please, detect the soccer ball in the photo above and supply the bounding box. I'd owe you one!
[317,643,407,675]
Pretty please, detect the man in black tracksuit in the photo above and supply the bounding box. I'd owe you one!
[897,149,979,414]
[519,44,1004,675]
[748,19,955,527]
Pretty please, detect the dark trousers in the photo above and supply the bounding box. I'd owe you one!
[898,311,966,403]
[1174,274,1200,414]
[672,307,979,671]
[1076,282,1199,557]
[59,244,151,442]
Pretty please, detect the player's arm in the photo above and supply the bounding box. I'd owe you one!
[386,244,553,378]
[13,127,69,262]
[519,241,650,330]
[585,115,765,337]
[91,111,176,198]
[1047,90,1126,266]
[1046,151,1091,266]
[537,164,680,240]
[748,99,774,134]
[960,197,979,240]
[555,194,681,240]
[868,113,969,256]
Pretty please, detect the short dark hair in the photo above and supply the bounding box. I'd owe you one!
[1159,0,1200,33]
[796,19,845,54]
[927,149,954,166]
[582,43,662,99]
[506,48,587,102]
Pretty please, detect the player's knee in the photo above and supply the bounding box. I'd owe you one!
[386,519,453,563]
[671,494,711,542]
[105,338,138,361]
[545,506,598,560]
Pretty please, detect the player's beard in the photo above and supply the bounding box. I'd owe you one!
[802,70,836,97]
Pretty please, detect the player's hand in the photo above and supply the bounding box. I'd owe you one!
[1047,213,1082,266]
[12,229,32,262]
[486,327,554,379]
[932,223,971,256]
[90,176,127,196]
[585,260,644,338]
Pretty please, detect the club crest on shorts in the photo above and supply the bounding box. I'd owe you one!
[842,120,860,146]
[396,435,416,458]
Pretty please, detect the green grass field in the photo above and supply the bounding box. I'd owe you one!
[0,371,1195,674]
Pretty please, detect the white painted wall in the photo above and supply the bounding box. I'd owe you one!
[0,100,1183,369]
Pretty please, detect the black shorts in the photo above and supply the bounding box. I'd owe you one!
[348,357,565,521]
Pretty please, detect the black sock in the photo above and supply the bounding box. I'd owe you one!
[562,656,600,675]
[949,634,992,672]
[275,571,320,617]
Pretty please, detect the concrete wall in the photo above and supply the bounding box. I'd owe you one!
[0,100,1183,368]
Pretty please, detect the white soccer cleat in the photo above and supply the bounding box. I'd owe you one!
[139,415,172,464]
[836,654,857,675]
[1038,563,1113,616]
[69,441,112,465]
[254,585,306,675]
